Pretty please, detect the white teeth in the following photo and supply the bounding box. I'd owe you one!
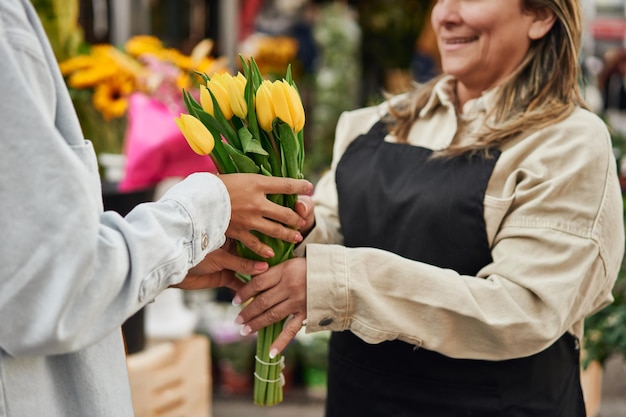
[447,37,477,44]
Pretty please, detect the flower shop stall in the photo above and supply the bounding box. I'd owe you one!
[58,35,225,186]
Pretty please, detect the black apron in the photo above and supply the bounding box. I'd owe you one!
[329,121,585,417]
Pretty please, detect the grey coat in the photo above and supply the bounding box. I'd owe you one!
[0,1,229,415]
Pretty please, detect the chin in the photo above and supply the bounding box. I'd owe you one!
[441,67,466,79]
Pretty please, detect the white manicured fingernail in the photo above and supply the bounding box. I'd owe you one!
[240,325,251,336]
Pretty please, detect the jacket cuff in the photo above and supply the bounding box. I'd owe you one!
[305,243,349,333]
[159,173,230,267]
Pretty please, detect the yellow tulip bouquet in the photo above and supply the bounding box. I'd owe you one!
[175,56,304,406]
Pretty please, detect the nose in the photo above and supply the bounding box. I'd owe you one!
[431,0,462,27]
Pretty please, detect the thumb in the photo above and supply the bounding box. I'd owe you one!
[295,199,308,218]
[296,195,313,217]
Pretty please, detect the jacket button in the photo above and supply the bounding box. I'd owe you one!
[201,233,209,250]
[318,316,334,326]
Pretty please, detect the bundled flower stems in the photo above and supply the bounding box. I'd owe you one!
[175,55,305,406]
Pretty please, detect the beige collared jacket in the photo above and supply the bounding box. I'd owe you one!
[299,76,625,360]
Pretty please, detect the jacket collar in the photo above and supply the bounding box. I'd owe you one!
[419,75,499,120]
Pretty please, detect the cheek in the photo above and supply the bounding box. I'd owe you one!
[459,4,504,32]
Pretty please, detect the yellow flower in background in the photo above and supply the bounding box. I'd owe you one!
[247,35,299,77]
[161,49,190,69]
[92,75,134,120]
[58,54,94,75]
[196,56,227,77]
[59,35,226,125]
[174,113,215,155]
[124,35,163,57]
[67,64,118,89]
[255,80,275,132]
[176,73,191,90]
[58,34,227,159]
[188,39,228,77]
[105,45,145,79]
[61,43,141,108]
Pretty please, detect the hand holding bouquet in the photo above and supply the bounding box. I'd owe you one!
[176,56,305,406]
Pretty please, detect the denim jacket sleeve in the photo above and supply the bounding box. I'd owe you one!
[0,0,230,357]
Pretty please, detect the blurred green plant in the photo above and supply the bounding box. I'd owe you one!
[306,2,362,182]
[213,338,256,375]
[356,0,430,71]
[32,0,83,62]
[582,119,626,369]
[583,261,626,369]
[296,331,330,394]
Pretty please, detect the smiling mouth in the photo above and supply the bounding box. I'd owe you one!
[445,36,479,44]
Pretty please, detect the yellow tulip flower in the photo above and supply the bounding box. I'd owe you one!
[206,74,233,120]
[255,80,275,132]
[174,114,215,155]
[283,80,305,132]
[270,80,293,128]
[265,80,305,132]
[225,72,247,119]
[199,85,214,115]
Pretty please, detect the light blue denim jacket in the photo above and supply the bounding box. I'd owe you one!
[0,1,230,416]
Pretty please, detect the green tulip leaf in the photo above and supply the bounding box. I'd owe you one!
[223,141,260,173]
[260,165,273,176]
[192,109,237,173]
[183,89,202,114]
[277,123,302,179]
[239,126,268,156]
[193,71,210,84]
[285,64,293,84]
[206,88,241,149]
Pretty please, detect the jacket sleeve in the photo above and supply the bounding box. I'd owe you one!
[0,3,230,357]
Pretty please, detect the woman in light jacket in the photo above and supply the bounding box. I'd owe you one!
[236,0,625,415]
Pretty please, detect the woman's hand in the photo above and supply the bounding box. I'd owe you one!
[219,174,313,258]
[233,257,307,357]
[295,195,315,238]
[172,240,269,291]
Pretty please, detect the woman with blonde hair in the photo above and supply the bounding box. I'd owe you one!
[236,0,624,415]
